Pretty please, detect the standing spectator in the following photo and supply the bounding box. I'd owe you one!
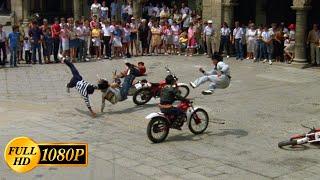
[51,18,61,63]
[204,20,215,57]
[246,23,256,60]
[122,23,131,58]
[284,24,295,63]
[171,21,181,55]
[60,24,70,58]
[180,3,191,15]
[43,27,53,64]
[255,25,264,62]
[262,26,273,65]
[18,19,25,63]
[138,19,150,56]
[90,15,99,30]
[219,22,231,57]
[91,0,101,19]
[102,20,114,59]
[100,1,109,22]
[232,21,244,60]
[121,2,128,22]
[186,23,197,57]
[42,19,52,63]
[147,3,154,19]
[130,17,140,56]
[91,24,102,60]
[0,24,7,66]
[76,21,86,62]
[8,25,20,67]
[153,4,160,21]
[150,22,162,55]
[173,9,182,25]
[111,0,118,20]
[69,22,78,62]
[182,11,191,32]
[112,23,123,58]
[307,24,320,66]
[29,21,43,64]
[163,22,173,55]
[23,37,32,64]
[273,30,284,62]
[83,20,91,61]
[126,1,133,22]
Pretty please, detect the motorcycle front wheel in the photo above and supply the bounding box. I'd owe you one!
[188,108,209,135]
[147,117,170,143]
[278,139,298,148]
[133,88,153,105]
[177,85,190,99]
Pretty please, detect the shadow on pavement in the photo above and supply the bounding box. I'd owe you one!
[212,129,249,138]
[279,142,320,151]
[106,104,156,115]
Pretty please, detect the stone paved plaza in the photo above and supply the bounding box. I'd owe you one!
[1,55,320,180]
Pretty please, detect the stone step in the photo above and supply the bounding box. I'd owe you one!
[0,15,11,25]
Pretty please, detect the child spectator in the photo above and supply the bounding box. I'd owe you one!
[179,31,188,54]
[91,24,102,60]
[186,23,197,57]
[23,37,31,64]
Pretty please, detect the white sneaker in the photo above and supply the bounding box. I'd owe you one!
[204,53,207,55]
[185,54,188,57]
[263,59,267,63]
[85,58,90,62]
[227,55,230,58]
[269,60,272,65]
[189,82,196,88]
[202,90,214,95]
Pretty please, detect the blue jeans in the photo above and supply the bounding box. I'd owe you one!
[120,75,135,100]
[32,43,42,64]
[255,40,265,60]
[219,36,230,55]
[10,47,17,66]
[264,42,273,60]
[235,39,243,59]
[65,60,83,88]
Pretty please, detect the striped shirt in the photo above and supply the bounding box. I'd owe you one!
[76,80,92,108]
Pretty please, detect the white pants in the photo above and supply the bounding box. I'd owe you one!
[193,75,230,91]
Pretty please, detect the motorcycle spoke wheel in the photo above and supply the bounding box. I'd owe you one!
[188,109,209,135]
[147,117,169,143]
[133,88,153,105]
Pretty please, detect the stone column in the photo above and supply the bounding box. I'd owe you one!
[22,0,30,21]
[255,0,266,25]
[10,0,23,24]
[222,0,238,27]
[73,0,81,20]
[291,0,311,65]
[132,0,142,18]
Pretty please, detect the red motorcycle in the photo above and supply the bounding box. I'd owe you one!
[146,99,209,143]
[132,67,190,105]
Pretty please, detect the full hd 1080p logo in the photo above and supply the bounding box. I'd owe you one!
[4,137,88,173]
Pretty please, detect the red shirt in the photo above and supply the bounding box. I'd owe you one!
[51,24,61,38]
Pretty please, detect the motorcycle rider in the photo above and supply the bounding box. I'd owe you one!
[190,52,231,95]
[159,75,185,130]
[114,62,140,100]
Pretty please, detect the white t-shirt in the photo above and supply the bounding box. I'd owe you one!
[126,5,133,15]
[221,27,231,36]
[102,25,114,37]
[148,6,154,16]
[153,7,160,17]
[204,26,214,36]
[262,31,271,41]
[171,25,180,35]
[246,29,257,41]
[23,40,31,51]
[76,26,85,40]
[91,3,101,16]
[180,7,190,15]
[233,27,244,39]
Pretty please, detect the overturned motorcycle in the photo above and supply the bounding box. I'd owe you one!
[132,66,190,105]
[145,99,209,143]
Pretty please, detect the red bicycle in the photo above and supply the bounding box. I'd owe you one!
[278,125,320,148]
[145,99,209,143]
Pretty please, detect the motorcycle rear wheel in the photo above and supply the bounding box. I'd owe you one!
[177,85,190,99]
[188,108,209,135]
[147,117,170,143]
[133,88,153,105]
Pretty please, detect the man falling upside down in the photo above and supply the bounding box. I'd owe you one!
[190,52,231,95]
[63,58,109,117]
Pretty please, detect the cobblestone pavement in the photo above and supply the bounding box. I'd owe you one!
[1,55,320,180]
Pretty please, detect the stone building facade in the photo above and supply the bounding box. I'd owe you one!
[7,0,318,64]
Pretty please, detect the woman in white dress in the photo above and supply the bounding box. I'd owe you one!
[171,21,181,55]
[246,24,257,60]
